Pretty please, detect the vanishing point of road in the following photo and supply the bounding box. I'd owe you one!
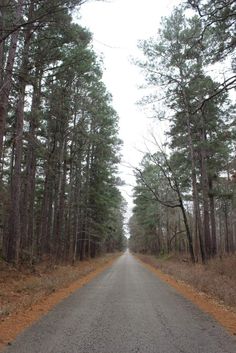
[4,251,236,353]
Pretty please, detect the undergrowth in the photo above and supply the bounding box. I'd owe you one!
[0,253,117,320]
[138,253,236,310]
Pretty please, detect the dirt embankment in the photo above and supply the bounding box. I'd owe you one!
[136,254,236,336]
[0,253,120,350]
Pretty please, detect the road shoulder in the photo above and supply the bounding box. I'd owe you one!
[136,254,236,337]
[0,253,120,351]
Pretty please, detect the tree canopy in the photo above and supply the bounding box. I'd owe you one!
[130,2,236,262]
[0,0,126,265]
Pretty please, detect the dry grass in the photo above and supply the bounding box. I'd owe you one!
[137,254,236,310]
[0,253,120,350]
[0,253,119,321]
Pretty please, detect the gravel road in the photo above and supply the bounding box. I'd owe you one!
[4,251,236,353]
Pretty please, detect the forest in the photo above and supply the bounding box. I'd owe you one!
[0,0,235,267]
[129,0,236,263]
[0,0,126,265]
[0,1,236,350]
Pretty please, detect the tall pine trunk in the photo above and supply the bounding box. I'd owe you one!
[199,126,212,259]
[54,139,67,260]
[0,0,24,163]
[209,177,217,256]
[182,87,206,263]
[0,2,5,87]
[5,2,34,264]
[21,72,41,261]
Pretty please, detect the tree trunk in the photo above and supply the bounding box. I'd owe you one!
[209,177,217,256]
[182,88,206,263]
[6,2,34,264]
[80,144,91,260]
[0,2,5,86]
[73,157,82,263]
[179,198,195,262]
[0,0,24,163]
[200,133,212,258]
[224,205,230,253]
[7,88,25,264]
[54,139,67,260]
[39,132,57,257]
[21,72,41,261]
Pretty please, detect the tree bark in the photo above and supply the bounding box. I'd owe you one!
[0,0,24,164]
[6,1,34,264]
[181,86,206,263]
[54,139,67,259]
[199,126,212,258]
[0,2,5,87]
[209,177,217,256]
[179,198,195,262]
[21,71,42,261]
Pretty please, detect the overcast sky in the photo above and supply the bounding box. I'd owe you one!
[77,0,181,234]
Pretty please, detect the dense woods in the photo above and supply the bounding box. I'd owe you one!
[1,0,235,267]
[129,0,236,262]
[0,0,125,265]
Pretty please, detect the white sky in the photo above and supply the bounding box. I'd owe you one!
[77,0,181,235]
